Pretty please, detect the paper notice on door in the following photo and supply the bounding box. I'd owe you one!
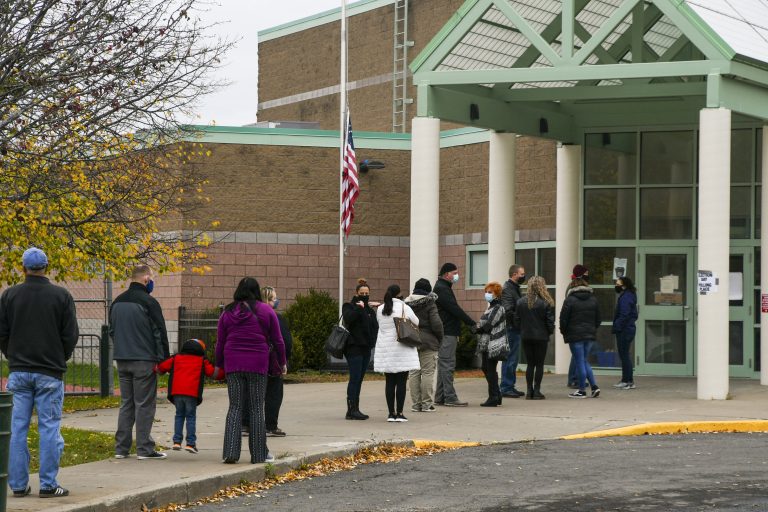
[698,270,719,295]
[660,275,679,293]
[729,272,743,301]
[613,258,627,280]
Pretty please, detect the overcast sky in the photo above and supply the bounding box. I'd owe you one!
[188,0,344,127]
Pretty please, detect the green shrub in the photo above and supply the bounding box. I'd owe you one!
[456,323,479,369]
[288,335,306,371]
[285,289,339,370]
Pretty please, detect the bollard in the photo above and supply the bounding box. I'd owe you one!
[0,392,13,512]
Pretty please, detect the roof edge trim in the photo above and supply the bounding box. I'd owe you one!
[409,0,481,74]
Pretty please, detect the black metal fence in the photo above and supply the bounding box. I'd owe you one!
[177,306,221,355]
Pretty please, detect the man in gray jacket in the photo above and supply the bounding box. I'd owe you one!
[500,264,526,398]
[110,265,169,460]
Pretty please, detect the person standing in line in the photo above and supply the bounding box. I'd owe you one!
[612,276,638,390]
[474,282,508,407]
[433,263,475,407]
[514,276,555,400]
[0,248,78,498]
[341,278,379,420]
[500,264,526,398]
[261,286,292,436]
[566,265,594,388]
[217,277,286,464]
[373,284,420,422]
[404,278,444,413]
[559,264,601,399]
[111,264,170,460]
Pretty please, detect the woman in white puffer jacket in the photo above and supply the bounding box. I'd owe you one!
[374,284,420,422]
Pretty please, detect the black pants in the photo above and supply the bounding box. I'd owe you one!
[523,339,548,390]
[384,372,408,414]
[481,353,501,401]
[224,372,267,463]
[265,375,283,431]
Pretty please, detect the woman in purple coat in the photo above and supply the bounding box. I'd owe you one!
[216,277,286,464]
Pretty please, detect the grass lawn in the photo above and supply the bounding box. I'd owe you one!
[24,423,119,472]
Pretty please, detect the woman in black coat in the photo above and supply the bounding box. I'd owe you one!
[514,276,555,400]
[341,278,379,420]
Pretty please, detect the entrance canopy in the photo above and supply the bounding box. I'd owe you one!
[410,0,768,142]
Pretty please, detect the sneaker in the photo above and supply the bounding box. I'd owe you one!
[172,443,182,451]
[411,404,422,413]
[12,486,31,497]
[612,382,629,389]
[423,405,437,412]
[39,486,69,498]
[623,382,637,390]
[444,400,468,407]
[395,413,408,422]
[591,388,601,398]
[185,445,198,454]
[137,451,167,460]
[387,413,397,422]
[267,428,287,437]
[265,453,275,463]
[569,390,587,399]
[114,453,129,459]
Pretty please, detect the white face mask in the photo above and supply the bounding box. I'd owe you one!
[484,292,494,302]
[452,273,460,283]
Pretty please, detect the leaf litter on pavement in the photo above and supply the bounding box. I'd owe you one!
[152,442,457,511]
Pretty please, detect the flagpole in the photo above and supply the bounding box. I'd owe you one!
[338,0,348,319]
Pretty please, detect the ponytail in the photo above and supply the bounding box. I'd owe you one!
[382,284,400,316]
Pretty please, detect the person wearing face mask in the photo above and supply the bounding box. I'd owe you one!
[474,282,508,407]
[404,278,444,412]
[612,276,638,390]
[433,262,475,407]
[110,264,170,460]
[261,286,292,436]
[500,264,527,398]
[514,276,555,400]
[341,278,379,420]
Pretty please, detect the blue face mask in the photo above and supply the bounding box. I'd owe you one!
[272,298,280,310]
[484,292,494,302]
[452,273,460,283]
[146,279,154,294]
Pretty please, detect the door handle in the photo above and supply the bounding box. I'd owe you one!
[682,305,690,321]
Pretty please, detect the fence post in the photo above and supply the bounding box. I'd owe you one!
[100,324,111,397]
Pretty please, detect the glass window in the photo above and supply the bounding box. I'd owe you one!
[514,249,535,277]
[585,133,637,185]
[756,247,761,287]
[645,320,687,364]
[731,129,753,183]
[584,189,636,240]
[640,188,693,239]
[594,288,618,321]
[590,326,622,368]
[730,186,751,239]
[756,328,761,371]
[645,254,687,307]
[641,131,695,185]
[469,250,488,288]
[730,254,744,307]
[757,186,762,239]
[729,321,744,366]
[757,128,763,184]
[582,247,636,285]
[538,248,556,284]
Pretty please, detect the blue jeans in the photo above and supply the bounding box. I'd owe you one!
[7,372,65,491]
[616,331,635,383]
[172,395,198,446]
[569,341,597,391]
[568,340,594,384]
[500,329,521,393]
[346,353,370,402]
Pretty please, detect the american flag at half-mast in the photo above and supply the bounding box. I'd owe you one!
[341,111,359,237]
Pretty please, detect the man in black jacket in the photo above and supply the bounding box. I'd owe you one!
[0,247,78,498]
[110,264,170,460]
[433,262,475,407]
[500,264,526,398]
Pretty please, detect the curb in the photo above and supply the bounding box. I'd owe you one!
[412,439,482,449]
[561,420,768,440]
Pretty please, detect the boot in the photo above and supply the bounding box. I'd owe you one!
[532,386,546,400]
[345,399,353,420]
[353,400,369,420]
[526,384,534,400]
[346,399,367,420]
[480,397,499,407]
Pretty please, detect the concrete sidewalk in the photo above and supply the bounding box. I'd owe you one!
[6,375,768,512]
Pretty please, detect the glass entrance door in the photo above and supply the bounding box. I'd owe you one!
[729,249,755,377]
[636,248,695,376]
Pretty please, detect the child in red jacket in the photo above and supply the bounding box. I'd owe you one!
[155,339,224,453]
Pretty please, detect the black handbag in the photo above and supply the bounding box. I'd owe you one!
[394,306,421,348]
[325,315,350,359]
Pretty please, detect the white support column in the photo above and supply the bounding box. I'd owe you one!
[555,144,581,375]
[697,108,731,400]
[409,117,441,287]
[488,132,517,282]
[761,126,768,385]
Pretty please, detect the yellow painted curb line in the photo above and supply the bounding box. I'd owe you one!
[412,439,481,449]
[561,420,768,440]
